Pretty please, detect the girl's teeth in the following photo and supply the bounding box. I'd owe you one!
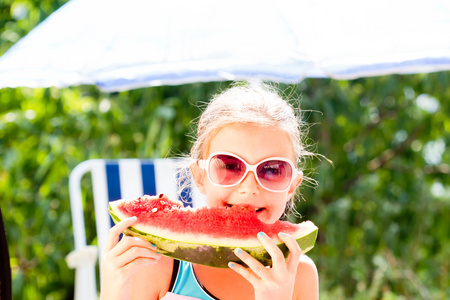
[225,204,263,212]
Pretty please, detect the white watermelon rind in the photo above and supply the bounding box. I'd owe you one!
[109,204,318,268]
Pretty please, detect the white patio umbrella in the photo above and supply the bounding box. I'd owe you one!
[0,0,449,92]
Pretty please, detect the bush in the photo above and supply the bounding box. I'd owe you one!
[1,74,449,299]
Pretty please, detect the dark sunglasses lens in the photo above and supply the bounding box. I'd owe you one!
[257,160,292,191]
[209,154,246,185]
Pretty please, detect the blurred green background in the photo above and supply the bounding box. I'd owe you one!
[1,1,449,299]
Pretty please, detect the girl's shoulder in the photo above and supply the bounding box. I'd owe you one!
[293,255,319,300]
[131,256,175,300]
[298,254,317,271]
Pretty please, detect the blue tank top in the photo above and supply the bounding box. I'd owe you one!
[169,260,218,300]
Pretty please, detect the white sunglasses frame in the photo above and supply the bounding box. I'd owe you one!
[198,151,297,193]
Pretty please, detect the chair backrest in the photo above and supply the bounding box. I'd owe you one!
[67,158,205,300]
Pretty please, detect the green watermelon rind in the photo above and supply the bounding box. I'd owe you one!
[109,204,318,268]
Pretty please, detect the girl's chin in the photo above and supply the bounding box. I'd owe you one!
[207,203,280,223]
[255,209,280,224]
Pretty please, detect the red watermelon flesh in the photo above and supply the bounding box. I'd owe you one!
[117,195,298,239]
[109,194,318,267]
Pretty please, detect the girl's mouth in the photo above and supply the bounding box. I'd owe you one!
[225,203,264,213]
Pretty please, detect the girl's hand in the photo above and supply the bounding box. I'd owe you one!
[229,232,302,300]
[100,216,161,300]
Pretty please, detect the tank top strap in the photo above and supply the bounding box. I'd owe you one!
[169,260,218,300]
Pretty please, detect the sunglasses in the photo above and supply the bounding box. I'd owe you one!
[198,151,297,193]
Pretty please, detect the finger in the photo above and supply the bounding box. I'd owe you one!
[232,248,270,282]
[114,245,161,268]
[121,256,160,275]
[104,216,137,252]
[108,236,157,258]
[228,259,262,286]
[278,232,302,273]
[256,232,286,271]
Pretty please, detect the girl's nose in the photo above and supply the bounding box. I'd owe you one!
[238,171,260,195]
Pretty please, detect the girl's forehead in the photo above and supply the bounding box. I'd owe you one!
[205,124,296,163]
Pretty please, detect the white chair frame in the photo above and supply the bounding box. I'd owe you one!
[65,159,205,300]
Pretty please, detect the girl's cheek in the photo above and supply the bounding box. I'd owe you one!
[205,188,233,207]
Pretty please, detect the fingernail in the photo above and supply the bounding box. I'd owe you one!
[235,248,242,255]
[257,232,265,238]
[279,232,287,236]
[151,243,156,248]
[228,262,235,268]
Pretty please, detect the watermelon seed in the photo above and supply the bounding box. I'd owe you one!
[152,208,158,213]
[160,201,165,205]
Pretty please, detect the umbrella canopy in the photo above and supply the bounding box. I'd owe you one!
[0,0,449,92]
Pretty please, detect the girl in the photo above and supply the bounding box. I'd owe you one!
[100,82,319,300]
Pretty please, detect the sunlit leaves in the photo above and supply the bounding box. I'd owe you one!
[297,73,449,299]
[1,74,449,299]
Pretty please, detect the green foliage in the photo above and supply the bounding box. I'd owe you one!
[1,77,448,300]
[0,83,231,299]
[1,1,449,299]
[294,74,450,300]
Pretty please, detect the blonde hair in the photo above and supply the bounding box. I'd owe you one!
[179,81,314,214]
[191,81,310,164]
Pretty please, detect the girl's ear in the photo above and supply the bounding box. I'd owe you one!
[190,162,207,194]
[288,170,303,197]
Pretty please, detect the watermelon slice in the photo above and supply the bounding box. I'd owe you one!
[109,194,318,268]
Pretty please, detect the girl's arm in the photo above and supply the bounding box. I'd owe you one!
[130,255,175,300]
[293,255,319,300]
